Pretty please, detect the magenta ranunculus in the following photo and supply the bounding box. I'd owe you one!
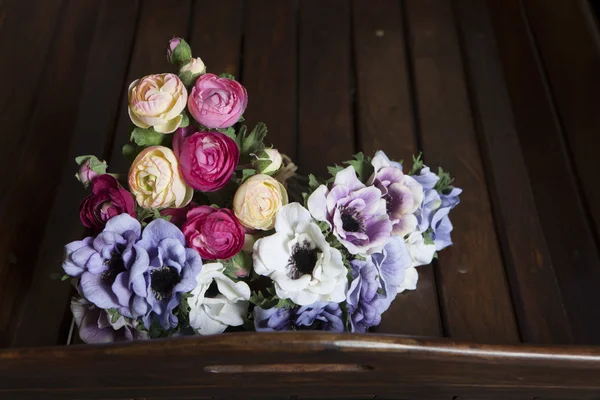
[187,73,248,129]
[79,175,136,232]
[182,206,245,260]
[173,127,239,192]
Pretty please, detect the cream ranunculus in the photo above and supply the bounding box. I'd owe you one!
[233,174,288,230]
[179,57,206,78]
[128,146,193,209]
[188,262,251,335]
[128,73,187,134]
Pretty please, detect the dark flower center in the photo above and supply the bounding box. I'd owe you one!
[287,240,320,279]
[383,194,393,214]
[340,207,364,233]
[150,266,181,300]
[101,244,126,284]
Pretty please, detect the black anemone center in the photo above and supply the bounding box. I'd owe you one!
[288,240,320,279]
[150,266,181,300]
[383,194,393,214]
[101,244,126,284]
[341,207,364,233]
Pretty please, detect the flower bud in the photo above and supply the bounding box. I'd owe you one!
[166,37,192,65]
[179,57,206,85]
[253,148,283,175]
[75,155,107,188]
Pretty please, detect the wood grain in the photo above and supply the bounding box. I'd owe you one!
[404,0,519,343]
[452,0,573,344]
[1,333,600,399]
[488,0,600,344]
[523,0,600,241]
[189,0,244,77]
[351,0,442,337]
[242,0,297,158]
[0,0,103,347]
[9,0,141,348]
[297,0,354,177]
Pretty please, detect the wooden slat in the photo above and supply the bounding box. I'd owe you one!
[351,0,442,337]
[109,0,192,175]
[242,0,297,158]
[404,0,519,343]
[0,0,65,205]
[297,0,354,177]
[488,0,600,344]
[523,0,600,240]
[0,0,104,347]
[9,0,141,348]
[1,333,600,399]
[452,1,573,344]
[189,0,244,77]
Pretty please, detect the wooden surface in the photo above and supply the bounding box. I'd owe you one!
[1,0,600,398]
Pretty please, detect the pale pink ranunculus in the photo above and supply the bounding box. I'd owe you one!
[173,127,239,192]
[187,73,248,129]
[128,146,193,209]
[128,73,187,134]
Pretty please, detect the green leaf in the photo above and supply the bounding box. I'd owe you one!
[179,70,195,86]
[130,127,170,147]
[61,274,70,282]
[343,152,373,182]
[240,122,268,158]
[423,230,435,246]
[221,126,237,141]
[235,125,247,148]
[241,168,257,183]
[222,252,252,279]
[434,167,455,194]
[219,72,236,80]
[275,298,295,309]
[308,174,320,190]
[250,291,277,309]
[409,152,424,175]
[180,113,190,128]
[327,164,345,180]
[253,159,272,174]
[238,115,245,123]
[106,308,121,324]
[317,220,330,234]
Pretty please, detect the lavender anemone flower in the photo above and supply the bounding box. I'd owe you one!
[430,187,462,250]
[347,236,414,332]
[71,298,149,344]
[368,151,424,237]
[116,218,203,330]
[308,165,392,255]
[412,166,442,232]
[254,302,344,332]
[63,214,144,310]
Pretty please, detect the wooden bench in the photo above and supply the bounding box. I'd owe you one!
[1,0,599,398]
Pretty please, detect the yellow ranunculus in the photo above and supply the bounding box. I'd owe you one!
[233,174,288,230]
[128,73,187,134]
[128,146,193,209]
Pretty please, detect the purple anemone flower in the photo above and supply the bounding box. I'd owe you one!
[430,187,462,250]
[63,214,144,311]
[308,165,392,255]
[114,218,203,330]
[254,302,344,332]
[347,236,413,332]
[369,151,424,237]
[71,298,149,344]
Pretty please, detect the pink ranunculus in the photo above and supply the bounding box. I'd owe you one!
[79,175,136,232]
[173,127,239,192]
[182,206,245,260]
[187,73,248,129]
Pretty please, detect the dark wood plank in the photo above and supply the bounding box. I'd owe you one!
[8,0,141,348]
[523,0,600,241]
[109,0,192,175]
[189,0,244,78]
[0,0,65,205]
[351,0,442,337]
[242,0,297,158]
[1,333,600,399]
[488,0,600,344]
[0,0,104,347]
[298,0,354,177]
[404,0,519,343]
[452,0,573,344]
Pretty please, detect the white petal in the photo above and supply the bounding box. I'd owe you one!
[275,203,313,234]
[333,166,365,191]
[253,233,290,276]
[397,267,419,292]
[307,185,330,223]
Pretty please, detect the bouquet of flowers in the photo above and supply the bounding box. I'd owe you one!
[62,39,462,343]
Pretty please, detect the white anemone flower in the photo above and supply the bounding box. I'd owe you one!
[253,203,348,306]
[188,262,251,335]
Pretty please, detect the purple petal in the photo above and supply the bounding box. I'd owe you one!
[80,272,119,309]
